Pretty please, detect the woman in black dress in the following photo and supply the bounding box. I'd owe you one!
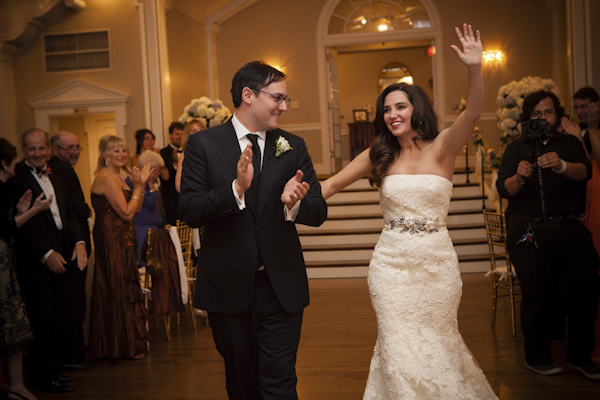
[0,137,52,400]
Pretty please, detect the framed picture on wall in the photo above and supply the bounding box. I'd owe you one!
[353,109,368,122]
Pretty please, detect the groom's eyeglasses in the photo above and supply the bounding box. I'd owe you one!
[252,88,291,106]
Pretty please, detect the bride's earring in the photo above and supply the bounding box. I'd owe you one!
[105,158,109,166]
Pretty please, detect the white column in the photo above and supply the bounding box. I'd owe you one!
[205,23,220,100]
[135,0,172,147]
[567,0,592,94]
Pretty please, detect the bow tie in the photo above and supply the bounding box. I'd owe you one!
[28,164,51,177]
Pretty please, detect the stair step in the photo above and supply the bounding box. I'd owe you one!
[300,227,380,236]
[458,253,492,262]
[303,243,375,251]
[448,208,487,215]
[305,259,371,268]
[325,213,381,220]
[305,256,493,268]
[326,196,489,207]
[452,238,488,246]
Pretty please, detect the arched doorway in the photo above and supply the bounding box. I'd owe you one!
[316,0,443,173]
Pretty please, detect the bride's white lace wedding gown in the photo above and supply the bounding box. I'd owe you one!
[363,174,498,400]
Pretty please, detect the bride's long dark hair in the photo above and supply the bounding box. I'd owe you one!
[369,83,439,188]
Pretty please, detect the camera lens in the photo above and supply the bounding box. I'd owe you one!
[530,120,541,132]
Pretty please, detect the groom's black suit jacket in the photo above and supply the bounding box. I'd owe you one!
[179,119,327,315]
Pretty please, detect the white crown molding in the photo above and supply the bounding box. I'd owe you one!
[28,79,128,109]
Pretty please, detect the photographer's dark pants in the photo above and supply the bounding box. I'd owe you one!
[507,217,600,366]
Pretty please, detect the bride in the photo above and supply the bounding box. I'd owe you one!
[322,24,498,399]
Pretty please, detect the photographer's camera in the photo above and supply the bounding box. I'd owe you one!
[522,118,549,139]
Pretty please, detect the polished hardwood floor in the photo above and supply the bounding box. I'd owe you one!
[36,274,599,400]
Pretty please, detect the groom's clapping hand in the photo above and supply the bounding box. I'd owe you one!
[281,170,309,209]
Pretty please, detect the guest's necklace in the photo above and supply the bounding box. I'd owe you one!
[106,166,121,178]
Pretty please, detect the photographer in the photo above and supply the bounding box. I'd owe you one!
[497,90,600,379]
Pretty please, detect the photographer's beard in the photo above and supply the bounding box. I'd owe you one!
[547,118,560,135]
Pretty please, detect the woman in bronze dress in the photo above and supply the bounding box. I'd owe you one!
[89,135,151,360]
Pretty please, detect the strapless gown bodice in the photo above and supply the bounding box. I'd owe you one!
[380,174,452,223]
[363,175,498,400]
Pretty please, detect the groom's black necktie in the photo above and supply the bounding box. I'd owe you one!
[246,133,262,207]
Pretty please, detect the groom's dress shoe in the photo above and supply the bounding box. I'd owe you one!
[34,379,73,393]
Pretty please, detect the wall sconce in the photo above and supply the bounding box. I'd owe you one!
[483,50,504,65]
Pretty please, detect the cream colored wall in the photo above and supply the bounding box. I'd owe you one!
[214,0,325,160]
[165,8,208,123]
[337,46,433,161]
[337,46,433,124]
[9,0,599,170]
[211,0,572,165]
[434,0,562,153]
[13,0,145,156]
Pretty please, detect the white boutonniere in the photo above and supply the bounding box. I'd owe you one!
[274,136,293,157]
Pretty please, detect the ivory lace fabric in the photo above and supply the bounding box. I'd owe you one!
[363,175,498,400]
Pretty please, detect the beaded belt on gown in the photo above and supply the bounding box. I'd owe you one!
[384,216,445,234]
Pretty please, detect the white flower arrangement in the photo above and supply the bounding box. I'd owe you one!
[179,96,232,128]
[496,76,559,143]
[273,136,292,157]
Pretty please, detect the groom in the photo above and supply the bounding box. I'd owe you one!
[180,61,327,399]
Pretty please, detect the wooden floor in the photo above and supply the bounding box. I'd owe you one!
[37,274,599,400]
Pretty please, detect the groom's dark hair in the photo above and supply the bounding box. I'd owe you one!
[230,61,286,108]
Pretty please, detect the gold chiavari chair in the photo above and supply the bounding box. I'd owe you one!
[176,220,206,329]
[482,210,521,337]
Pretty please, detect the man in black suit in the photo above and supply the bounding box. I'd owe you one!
[180,61,327,400]
[8,128,87,393]
[48,130,94,370]
[161,121,184,225]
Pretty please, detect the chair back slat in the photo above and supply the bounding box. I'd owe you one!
[176,220,194,279]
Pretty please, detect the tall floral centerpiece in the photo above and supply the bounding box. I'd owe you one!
[496,76,559,144]
[179,96,232,128]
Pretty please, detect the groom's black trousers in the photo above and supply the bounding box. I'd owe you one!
[209,270,303,400]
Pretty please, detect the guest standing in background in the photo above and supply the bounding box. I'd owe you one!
[0,137,52,400]
[8,129,87,394]
[561,89,600,362]
[48,131,94,370]
[131,129,168,182]
[89,135,150,361]
[175,119,205,194]
[160,122,184,225]
[125,150,165,268]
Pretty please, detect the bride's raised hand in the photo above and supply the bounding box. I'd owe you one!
[450,23,482,68]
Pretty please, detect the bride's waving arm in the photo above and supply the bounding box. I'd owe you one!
[436,24,483,159]
[321,149,372,200]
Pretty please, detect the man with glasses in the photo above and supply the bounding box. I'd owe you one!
[180,61,327,399]
[8,128,88,392]
[570,87,600,155]
[497,90,600,379]
[48,131,94,371]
